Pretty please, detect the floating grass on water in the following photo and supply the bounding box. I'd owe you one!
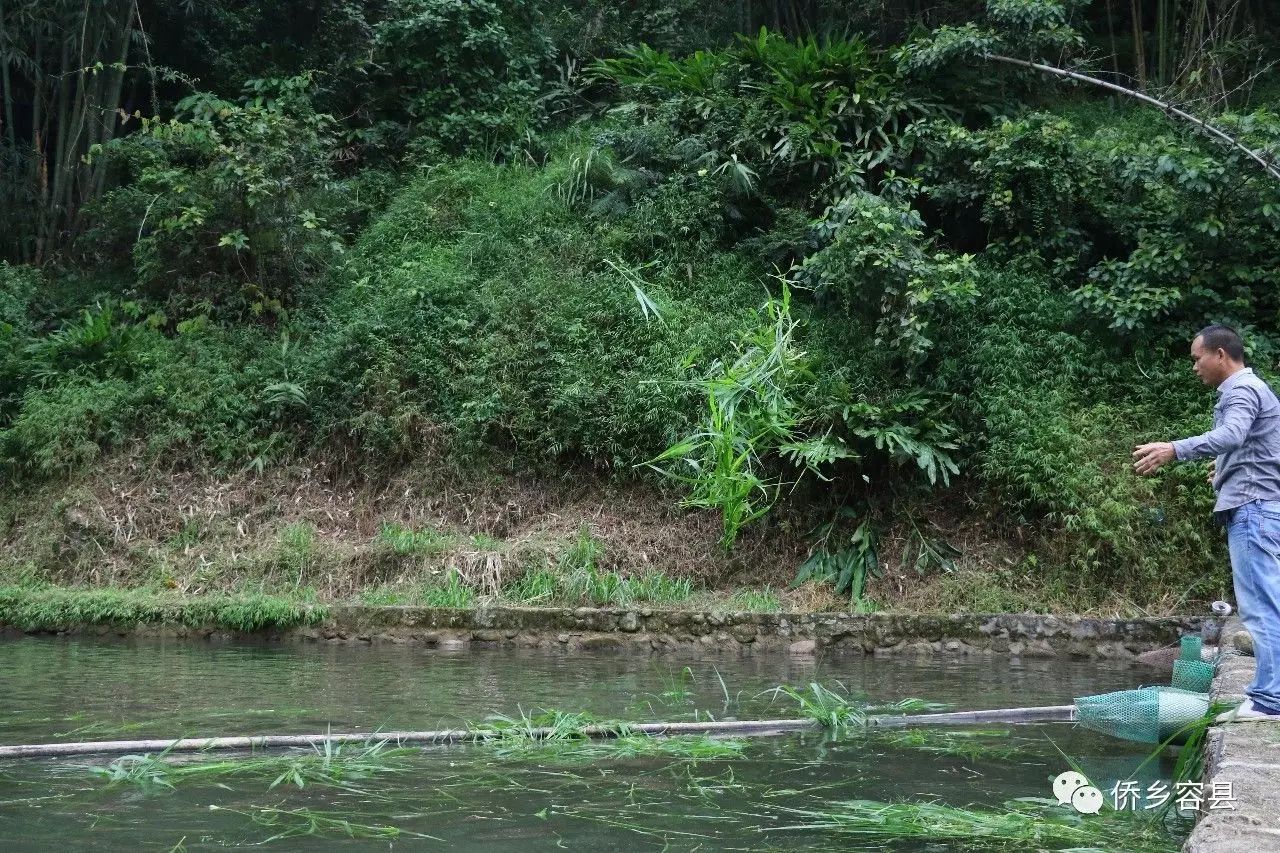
[868,697,953,714]
[473,707,747,763]
[764,797,1181,851]
[648,666,696,705]
[498,733,748,763]
[209,804,442,843]
[90,737,419,793]
[767,682,953,733]
[768,683,867,730]
[481,708,620,743]
[874,728,1029,761]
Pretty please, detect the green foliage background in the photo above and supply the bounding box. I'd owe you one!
[4,0,1280,608]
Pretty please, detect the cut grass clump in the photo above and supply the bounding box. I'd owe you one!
[482,708,612,745]
[765,798,1181,851]
[510,733,748,763]
[768,683,951,733]
[209,804,440,843]
[475,707,746,762]
[0,586,326,631]
[92,738,419,793]
[874,728,1027,761]
[770,682,867,731]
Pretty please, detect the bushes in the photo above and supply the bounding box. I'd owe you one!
[942,260,1221,595]
[3,10,1272,609]
[306,149,762,465]
[86,74,343,318]
[373,0,557,157]
[592,30,937,200]
[0,263,38,423]
[6,141,768,475]
[915,106,1280,337]
[0,306,290,475]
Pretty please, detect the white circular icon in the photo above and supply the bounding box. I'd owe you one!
[1052,770,1089,806]
[1071,785,1104,814]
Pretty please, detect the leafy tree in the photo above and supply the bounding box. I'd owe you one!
[373,0,557,157]
[86,74,343,318]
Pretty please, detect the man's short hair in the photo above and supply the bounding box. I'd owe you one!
[1196,324,1246,361]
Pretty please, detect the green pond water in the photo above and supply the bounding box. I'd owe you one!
[0,636,1192,851]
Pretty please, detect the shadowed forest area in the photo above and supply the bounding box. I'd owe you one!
[2,0,1280,617]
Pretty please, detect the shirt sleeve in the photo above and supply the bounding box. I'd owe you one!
[1173,386,1261,460]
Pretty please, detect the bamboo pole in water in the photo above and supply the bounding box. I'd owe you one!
[0,706,1079,759]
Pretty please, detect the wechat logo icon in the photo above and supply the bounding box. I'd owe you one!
[1053,770,1103,814]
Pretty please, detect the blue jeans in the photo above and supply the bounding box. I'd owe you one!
[1227,499,1280,712]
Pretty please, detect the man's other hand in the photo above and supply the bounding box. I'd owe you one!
[1208,459,1216,485]
[1133,442,1176,475]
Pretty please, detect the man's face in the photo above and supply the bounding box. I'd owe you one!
[1190,336,1229,386]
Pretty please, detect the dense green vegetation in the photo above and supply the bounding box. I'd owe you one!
[3,1,1280,612]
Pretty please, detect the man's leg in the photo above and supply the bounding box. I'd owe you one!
[1229,502,1280,712]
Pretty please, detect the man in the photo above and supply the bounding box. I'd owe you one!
[1133,324,1280,721]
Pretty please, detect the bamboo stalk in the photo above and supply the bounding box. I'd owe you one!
[1104,0,1121,78]
[87,0,134,210]
[1130,0,1147,88]
[0,0,16,149]
[985,52,1280,183]
[0,706,1082,760]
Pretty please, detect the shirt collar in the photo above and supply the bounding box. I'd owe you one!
[1218,367,1254,394]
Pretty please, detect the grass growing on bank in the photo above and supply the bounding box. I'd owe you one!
[0,586,326,632]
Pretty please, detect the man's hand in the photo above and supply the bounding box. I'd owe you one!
[1133,442,1176,475]
[1208,459,1216,485]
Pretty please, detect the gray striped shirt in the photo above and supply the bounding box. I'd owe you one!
[1173,368,1280,513]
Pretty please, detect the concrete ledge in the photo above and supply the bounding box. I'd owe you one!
[1185,617,1280,852]
[5,605,1204,658]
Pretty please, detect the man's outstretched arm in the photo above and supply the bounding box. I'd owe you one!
[1134,387,1260,474]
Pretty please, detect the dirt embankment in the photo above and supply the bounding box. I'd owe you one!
[0,448,1160,615]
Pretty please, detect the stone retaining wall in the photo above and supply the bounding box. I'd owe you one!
[25,605,1204,658]
[1184,617,1280,852]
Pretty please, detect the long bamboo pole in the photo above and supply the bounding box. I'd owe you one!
[0,705,1080,760]
[985,53,1280,184]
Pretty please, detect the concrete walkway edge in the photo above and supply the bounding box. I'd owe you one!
[1184,616,1280,851]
